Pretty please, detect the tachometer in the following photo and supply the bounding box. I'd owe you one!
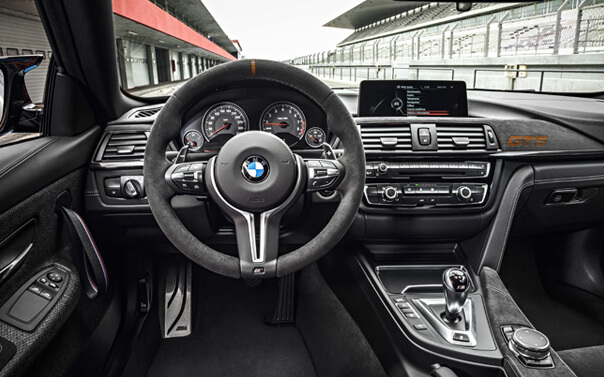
[202,102,249,142]
[260,102,306,146]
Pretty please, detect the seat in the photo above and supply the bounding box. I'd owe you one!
[558,345,604,377]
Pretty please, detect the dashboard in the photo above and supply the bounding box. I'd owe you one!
[178,87,332,153]
[91,82,604,240]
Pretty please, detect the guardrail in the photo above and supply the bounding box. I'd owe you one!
[473,68,604,92]
[309,65,455,81]
[307,64,604,92]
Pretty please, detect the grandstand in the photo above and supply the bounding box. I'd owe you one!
[289,0,604,92]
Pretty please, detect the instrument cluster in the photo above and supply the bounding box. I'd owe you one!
[180,89,329,152]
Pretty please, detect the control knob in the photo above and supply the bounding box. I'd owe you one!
[123,179,142,199]
[383,186,398,201]
[377,163,389,174]
[456,186,472,201]
[509,328,551,360]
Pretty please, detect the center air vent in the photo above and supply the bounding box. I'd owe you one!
[100,132,148,161]
[360,124,412,154]
[436,125,488,151]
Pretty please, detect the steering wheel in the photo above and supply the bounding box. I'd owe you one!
[144,59,365,279]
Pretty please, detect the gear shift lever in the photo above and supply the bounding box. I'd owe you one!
[442,268,469,323]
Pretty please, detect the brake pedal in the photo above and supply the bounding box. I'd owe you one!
[159,257,192,338]
[266,273,295,325]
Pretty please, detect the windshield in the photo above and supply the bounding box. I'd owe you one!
[114,0,604,97]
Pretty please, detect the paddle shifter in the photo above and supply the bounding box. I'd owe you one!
[442,268,469,322]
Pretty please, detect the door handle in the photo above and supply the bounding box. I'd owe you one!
[0,219,36,284]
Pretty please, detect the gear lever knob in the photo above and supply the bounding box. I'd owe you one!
[442,268,469,322]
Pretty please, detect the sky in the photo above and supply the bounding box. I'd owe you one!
[202,0,363,61]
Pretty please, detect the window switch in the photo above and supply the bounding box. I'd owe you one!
[39,290,54,301]
[28,285,42,295]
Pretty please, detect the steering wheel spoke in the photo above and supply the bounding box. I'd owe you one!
[164,162,207,195]
[305,159,345,192]
[205,154,307,278]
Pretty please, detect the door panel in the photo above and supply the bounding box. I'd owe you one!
[0,127,103,376]
[0,127,100,213]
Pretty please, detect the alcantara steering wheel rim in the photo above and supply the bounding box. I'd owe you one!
[144,59,365,279]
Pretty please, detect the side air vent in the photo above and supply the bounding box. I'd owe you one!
[360,124,412,153]
[436,125,488,151]
[100,132,148,161]
[130,106,162,119]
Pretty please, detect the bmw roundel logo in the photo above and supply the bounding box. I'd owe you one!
[242,156,269,182]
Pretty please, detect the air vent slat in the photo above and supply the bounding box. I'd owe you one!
[360,124,412,153]
[109,133,147,141]
[101,132,148,162]
[130,106,162,119]
[107,140,147,147]
[436,132,484,137]
[436,125,488,152]
[363,138,412,143]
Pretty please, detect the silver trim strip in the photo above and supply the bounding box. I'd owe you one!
[90,161,144,170]
[414,297,478,347]
[0,243,33,284]
[206,158,260,262]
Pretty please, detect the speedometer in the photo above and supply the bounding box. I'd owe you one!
[260,102,306,146]
[202,102,249,142]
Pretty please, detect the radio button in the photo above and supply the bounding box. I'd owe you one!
[403,197,417,206]
[438,186,450,194]
[438,196,452,205]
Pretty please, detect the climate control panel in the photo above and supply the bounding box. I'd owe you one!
[365,182,488,207]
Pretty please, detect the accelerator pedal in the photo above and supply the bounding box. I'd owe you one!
[159,256,192,338]
[266,273,296,325]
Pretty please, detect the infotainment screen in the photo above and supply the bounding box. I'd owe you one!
[358,80,468,117]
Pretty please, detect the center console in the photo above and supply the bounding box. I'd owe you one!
[326,80,572,377]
